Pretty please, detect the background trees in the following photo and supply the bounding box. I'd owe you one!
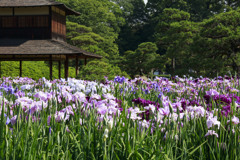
[193,9,240,76]
[2,0,240,80]
[123,42,163,77]
[154,8,196,75]
[78,61,129,81]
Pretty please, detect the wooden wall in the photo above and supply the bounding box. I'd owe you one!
[0,15,50,39]
[0,7,49,16]
[0,8,12,16]
[15,7,49,16]
[0,6,67,40]
[51,6,66,41]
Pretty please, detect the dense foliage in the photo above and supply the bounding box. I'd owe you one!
[0,61,75,80]
[77,60,129,81]
[1,76,240,159]
[2,0,240,80]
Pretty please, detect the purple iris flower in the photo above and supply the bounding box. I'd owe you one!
[6,117,10,125]
[14,87,18,93]
[152,83,158,90]
[204,95,211,104]
[189,100,199,106]
[158,92,163,99]
[0,85,15,95]
[221,105,231,117]
[47,116,51,126]
[217,76,223,80]
[115,99,122,108]
[206,89,219,97]
[163,87,170,92]
[143,89,150,94]
[10,115,17,125]
[219,95,231,105]
[120,88,124,94]
[194,79,199,83]
[14,91,25,98]
[132,98,159,120]
[114,76,126,84]
[8,87,15,94]
[66,126,71,133]
[224,75,231,80]
[86,96,90,102]
[181,100,187,111]
[130,86,136,94]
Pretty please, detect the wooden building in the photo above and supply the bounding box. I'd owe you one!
[0,0,102,79]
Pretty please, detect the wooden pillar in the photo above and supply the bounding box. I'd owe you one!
[20,61,22,77]
[58,61,61,79]
[75,56,79,78]
[65,55,69,79]
[84,58,87,66]
[49,55,53,80]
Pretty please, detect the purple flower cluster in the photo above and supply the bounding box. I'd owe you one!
[204,89,237,116]
[0,83,15,95]
[132,98,160,121]
[1,75,240,142]
[114,76,126,84]
[132,98,159,108]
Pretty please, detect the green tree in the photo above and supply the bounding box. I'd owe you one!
[155,8,199,75]
[78,60,129,81]
[113,0,149,54]
[225,0,240,10]
[57,0,240,78]
[185,0,226,22]
[57,0,126,66]
[66,21,124,74]
[143,0,231,53]
[123,42,165,77]
[58,0,124,35]
[192,9,240,76]
[143,0,189,44]
[111,0,135,19]
[146,0,188,16]
[66,22,108,58]
[146,0,231,22]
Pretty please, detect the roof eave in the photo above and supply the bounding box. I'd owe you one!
[0,4,80,16]
[61,4,80,16]
[80,52,102,59]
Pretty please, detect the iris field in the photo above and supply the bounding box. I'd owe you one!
[0,76,240,159]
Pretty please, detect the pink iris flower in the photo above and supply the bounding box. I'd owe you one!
[205,130,218,138]
[227,116,239,125]
[207,116,220,129]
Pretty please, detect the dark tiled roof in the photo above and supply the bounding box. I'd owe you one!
[0,39,102,59]
[0,0,80,15]
[0,0,60,6]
